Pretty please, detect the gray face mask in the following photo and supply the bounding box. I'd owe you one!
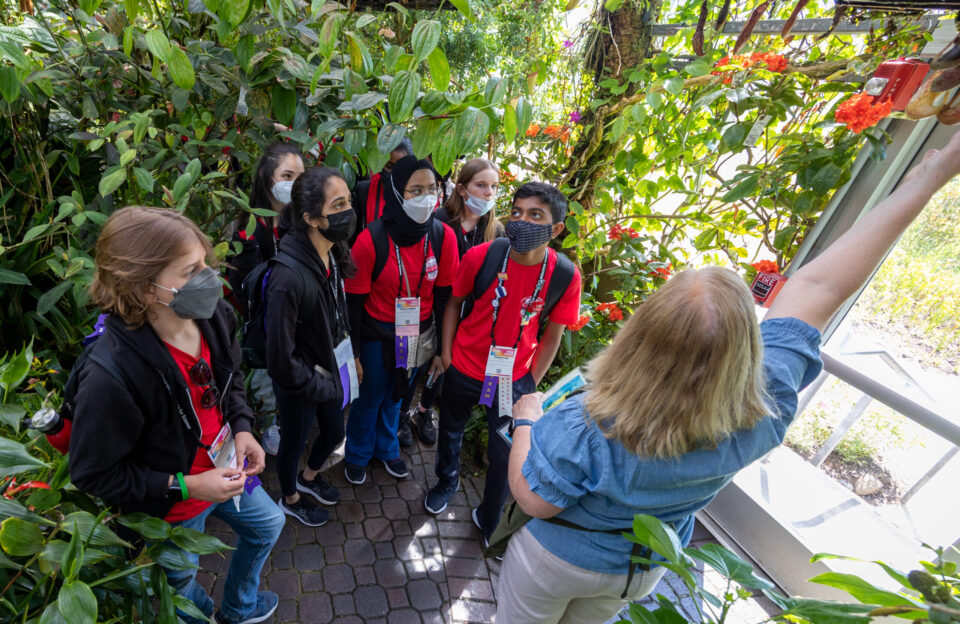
[153,266,221,320]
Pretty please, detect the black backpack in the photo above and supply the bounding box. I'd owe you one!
[240,251,318,368]
[367,218,446,284]
[461,238,577,336]
[59,334,129,425]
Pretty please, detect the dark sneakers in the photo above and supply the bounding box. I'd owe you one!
[381,457,409,478]
[413,408,438,445]
[215,591,279,624]
[398,412,415,447]
[424,478,459,515]
[278,497,329,527]
[473,506,501,560]
[296,472,340,506]
[344,463,367,485]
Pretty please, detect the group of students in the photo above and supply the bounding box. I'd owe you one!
[66,128,960,624]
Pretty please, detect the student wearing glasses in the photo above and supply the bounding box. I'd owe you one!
[343,156,460,485]
[69,207,283,624]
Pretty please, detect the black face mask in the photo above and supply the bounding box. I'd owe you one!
[319,210,356,242]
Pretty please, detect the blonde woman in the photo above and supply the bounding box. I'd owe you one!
[496,130,960,624]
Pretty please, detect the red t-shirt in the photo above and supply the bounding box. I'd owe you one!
[451,243,582,381]
[163,336,223,523]
[345,224,459,323]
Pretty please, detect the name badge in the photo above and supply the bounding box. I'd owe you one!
[334,337,359,408]
[395,297,420,369]
[479,346,516,417]
[207,423,245,510]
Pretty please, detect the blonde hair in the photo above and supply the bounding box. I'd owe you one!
[584,267,769,458]
[91,206,216,327]
[442,158,499,242]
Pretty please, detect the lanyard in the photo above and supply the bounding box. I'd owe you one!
[326,254,348,340]
[393,236,430,299]
[489,246,549,350]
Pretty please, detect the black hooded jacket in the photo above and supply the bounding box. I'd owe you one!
[226,217,279,301]
[264,230,345,405]
[69,300,254,519]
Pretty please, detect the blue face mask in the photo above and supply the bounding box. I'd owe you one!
[153,266,222,319]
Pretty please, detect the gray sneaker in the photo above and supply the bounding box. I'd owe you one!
[278,497,329,527]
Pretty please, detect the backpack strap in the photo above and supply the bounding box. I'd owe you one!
[87,350,128,389]
[461,238,510,321]
[537,250,576,337]
[271,252,319,319]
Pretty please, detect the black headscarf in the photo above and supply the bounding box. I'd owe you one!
[382,155,439,247]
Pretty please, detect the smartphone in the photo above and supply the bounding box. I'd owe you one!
[496,422,513,447]
[425,370,436,389]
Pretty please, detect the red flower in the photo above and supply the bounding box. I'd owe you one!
[567,313,591,331]
[751,259,779,274]
[835,93,892,134]
[649,263,672,279]
[596,302,624,322]
[608,224,639,240]
[712,52,788,85]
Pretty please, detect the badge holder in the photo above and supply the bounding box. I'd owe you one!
[479,346,517,418]
[207,423,260,510]
[395,297,420,370]
[334,338,359,408]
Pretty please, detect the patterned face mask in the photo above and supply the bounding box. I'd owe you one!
[505,219,554,253]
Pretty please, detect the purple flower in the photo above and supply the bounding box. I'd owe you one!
[562,40,574,49]
[569,110,582,123]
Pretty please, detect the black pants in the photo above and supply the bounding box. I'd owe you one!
[273,382,345,498]
[400,368,444,413]
[435,365,535,536]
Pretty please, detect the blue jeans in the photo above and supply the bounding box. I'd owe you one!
[165,484,284,623]
[435,365,536,534]
[345,339,418,466]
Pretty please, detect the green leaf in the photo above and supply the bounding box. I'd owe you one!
[37,282,73,315]
[446,0,475,21]
[0,517,44,557]
[685,58,712,77]
[0,435,48,479]
[117,513,171,541]
[693,228,717,250]
[340,91,387,112]
[721,174,759,202]
[808,572,914,608]
[22,223,52,242]
[220,0,252,26]
[388,70,420,123]
[144,29,171,63]
[318,13,343,59]
[809,553,912,589]
[0,497,52,525]
[133,167,154,192]
[503,102,517,143]
[377,123,406,154]
[811,163,843,195]
[124,0,139,20]
[0,269,30,285]
[426,47,450,91]
[605,0,625,10]
[411,20,441,64]
[168,526,231,555]
[345,31,373,75]
[123,25,134,56]
[645,91,663,111]
[61,528,83,581]
[234,35,254,72]
[626,515,685,565]
[454,106,488,155]
[688,543,774,590]
[664,76,684,96]
[98,167,127,197]
[172,172,194,203]
[271,88,297,126]
[411,118,441,160]
[515,97,532,137]
[0,404,25,433]
[62,512,132,548]
[484,76,507,105]
[167,46,195,90]
[343,69,368,102]
[39,603,69,624]
[773,225,798,251]
[58,581,97,624]
[0,66,20,103]
[722,123,746,148]
[432,120,458,175]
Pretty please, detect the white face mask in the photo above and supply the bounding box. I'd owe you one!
[271,180,294,205]
[464,193,496,216]
[402,194,438,224]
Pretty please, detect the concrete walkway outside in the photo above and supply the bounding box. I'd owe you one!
[196,431,779,623]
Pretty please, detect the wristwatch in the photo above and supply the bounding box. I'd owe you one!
[164,474,186,501]
[510,418,536,435]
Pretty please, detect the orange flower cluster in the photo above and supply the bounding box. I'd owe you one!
[649,263,672,279]
[525,123,540,137]
[751,259,779,274]
[835,93,892,134]
[499,169,517,182]
[567,313,591,331]
[541,124,572,143]
[712,52,788,84]
[608,224,639,240]
[596,302,624,322]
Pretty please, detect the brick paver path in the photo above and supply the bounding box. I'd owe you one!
[196,433,778,623]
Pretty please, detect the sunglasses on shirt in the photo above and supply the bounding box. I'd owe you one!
[189,358,220,409]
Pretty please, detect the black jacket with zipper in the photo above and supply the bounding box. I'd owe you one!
[69,300,254,519]
[265,230,344,406]
[226,217,279,303]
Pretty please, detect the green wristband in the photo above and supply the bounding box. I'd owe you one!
[176,472,188,500]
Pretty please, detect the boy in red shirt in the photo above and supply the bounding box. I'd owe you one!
[425,182,582,542]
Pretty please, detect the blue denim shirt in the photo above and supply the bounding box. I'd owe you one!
[523,317,822,574]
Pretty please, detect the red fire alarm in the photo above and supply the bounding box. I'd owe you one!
[751,272,787,308]
[864,58,930,111]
